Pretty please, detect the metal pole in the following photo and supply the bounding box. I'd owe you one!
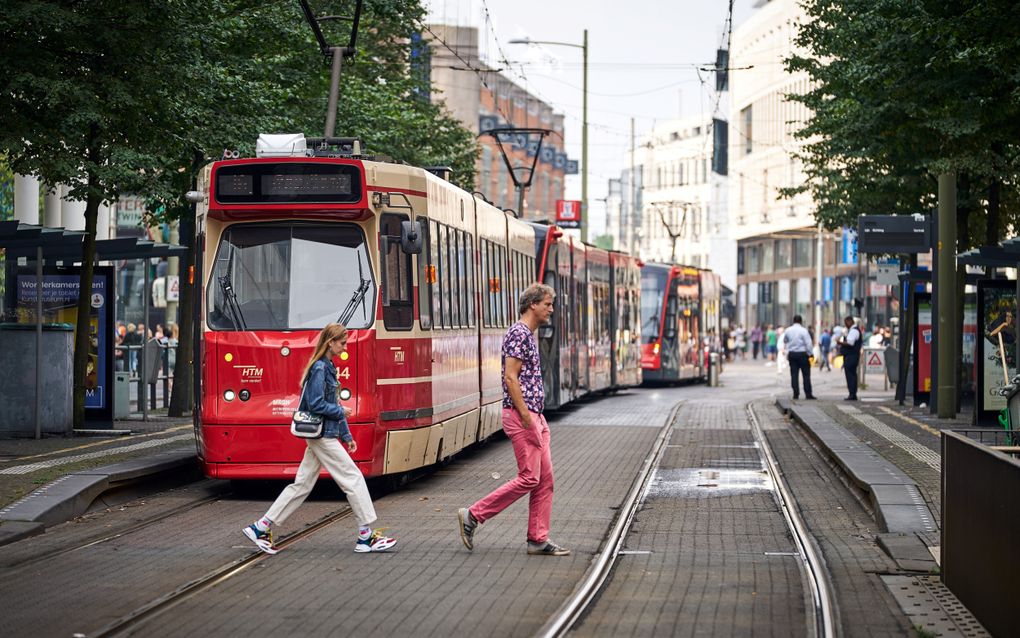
[629,118,636,256]
[581,29,589,243]
[815,223,823,342]
[937,173,957,418]
[324,47,345,138]
[143,259,150,421]
[36,246,43,440]
[517,184,526,220]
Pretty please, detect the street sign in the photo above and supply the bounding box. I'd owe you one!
[556,200,582,229]
[865,348,885,375]
[858,215,931,253]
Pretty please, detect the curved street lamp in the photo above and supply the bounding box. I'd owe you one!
[509,30,588,242]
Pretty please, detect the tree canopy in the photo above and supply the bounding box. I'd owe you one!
[784,0,1020,245]
[1,0,478,423]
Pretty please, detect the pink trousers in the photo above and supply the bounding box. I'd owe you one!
[469,408,555,544]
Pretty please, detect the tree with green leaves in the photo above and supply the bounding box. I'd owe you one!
[2,0,478,425]
[784,0,1020,245]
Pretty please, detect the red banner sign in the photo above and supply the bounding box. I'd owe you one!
[556,200,581,228]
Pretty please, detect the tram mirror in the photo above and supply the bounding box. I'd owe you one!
[400,220,423,254]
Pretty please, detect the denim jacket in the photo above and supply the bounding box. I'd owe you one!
[300,358,352,442]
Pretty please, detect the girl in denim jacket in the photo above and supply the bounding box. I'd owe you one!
[243,323,396,554]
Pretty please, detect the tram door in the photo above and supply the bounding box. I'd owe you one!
[660,277,681,380]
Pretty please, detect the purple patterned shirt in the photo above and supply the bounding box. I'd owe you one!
[502,321,544,413]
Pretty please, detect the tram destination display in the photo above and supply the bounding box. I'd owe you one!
[214,162,361,204]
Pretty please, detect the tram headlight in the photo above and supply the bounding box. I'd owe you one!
[339,388,352,401]
[653,343,660,355]
[224,390,236,402]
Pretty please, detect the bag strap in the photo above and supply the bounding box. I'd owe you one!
[296,370,310,412]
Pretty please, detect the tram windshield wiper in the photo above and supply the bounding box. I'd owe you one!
[337,252,371,326]
[218,246,248,330]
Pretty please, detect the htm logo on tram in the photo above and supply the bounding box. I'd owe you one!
[235,365,264,382]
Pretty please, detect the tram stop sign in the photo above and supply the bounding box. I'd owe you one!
[857,215,931,254]
[556,200,582,229]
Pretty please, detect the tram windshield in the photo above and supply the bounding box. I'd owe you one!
[640,268,668,344]
[208,222,376,331]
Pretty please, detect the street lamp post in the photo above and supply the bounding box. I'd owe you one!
[510,30,588,242]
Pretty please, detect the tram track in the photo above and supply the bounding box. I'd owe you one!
[89,505,354,638]
[3,488,227,571]
[539,399,839,638]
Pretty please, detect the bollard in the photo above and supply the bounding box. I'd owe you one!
[709,352,720,387]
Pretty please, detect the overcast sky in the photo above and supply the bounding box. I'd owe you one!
[426,0,758,235]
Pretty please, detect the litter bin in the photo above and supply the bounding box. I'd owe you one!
[709,352,720,387]
[115,371,130,419]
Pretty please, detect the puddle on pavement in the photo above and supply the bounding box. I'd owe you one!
[646,467,774,498]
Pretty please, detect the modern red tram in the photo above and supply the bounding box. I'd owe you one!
[640,263,721,383]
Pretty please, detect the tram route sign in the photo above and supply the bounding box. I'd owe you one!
[857,215,931,254]
[556,200,582,229]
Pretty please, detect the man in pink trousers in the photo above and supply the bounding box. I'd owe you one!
[457,283,569,556]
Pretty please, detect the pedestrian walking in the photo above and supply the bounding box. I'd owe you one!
[457,283,569,556]
[837,316,863,400]
[242,323,396,555]
[818,329,832,371]
[783,315,815,400]
[750,324,763,360]
[766,325,778,362]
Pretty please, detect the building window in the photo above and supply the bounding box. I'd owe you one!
[776,239,791,270]
[794,238,813,268]
[741,105,753,155]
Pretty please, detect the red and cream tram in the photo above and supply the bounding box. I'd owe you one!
[192,134,716,481]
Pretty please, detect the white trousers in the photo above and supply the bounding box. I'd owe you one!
[265,437,377,527]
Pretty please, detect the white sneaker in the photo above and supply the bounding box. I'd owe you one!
[355,528,396,553]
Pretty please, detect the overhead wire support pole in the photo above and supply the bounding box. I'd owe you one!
[299,0,363,138]
[509,32,588,240]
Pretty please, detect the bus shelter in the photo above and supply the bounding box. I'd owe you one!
[0,220,187,436]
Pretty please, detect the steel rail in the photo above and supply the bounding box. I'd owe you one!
[90,506,354,638]
[746,402,839,638]
[536,400,682,637]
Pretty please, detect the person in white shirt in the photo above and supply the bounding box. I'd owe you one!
[837,316,863,400]
[783,315,816,400]
[867,325,885,348]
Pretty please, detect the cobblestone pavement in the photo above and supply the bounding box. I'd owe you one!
[0,386,687,638]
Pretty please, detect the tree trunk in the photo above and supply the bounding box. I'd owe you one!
[168,153,202,418]
[72,182,100,429]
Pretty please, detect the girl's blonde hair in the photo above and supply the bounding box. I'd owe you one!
[300,323,348,388]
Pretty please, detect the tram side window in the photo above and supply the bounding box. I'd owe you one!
[439,224,451,329]
[380,214,413,331]
[499,245,509,326]
[450,228,461,328]
[480,239,491,328]
[430,220,442,330]
[417,217,432,330]
[459,229,469,328]
[465,231,476,327]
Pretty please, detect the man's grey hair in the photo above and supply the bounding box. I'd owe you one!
[519,283,555,316]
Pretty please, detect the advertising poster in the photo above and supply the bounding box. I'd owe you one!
[12,268,114,419]
[977,280,1016,421]
[915,295,932,398]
